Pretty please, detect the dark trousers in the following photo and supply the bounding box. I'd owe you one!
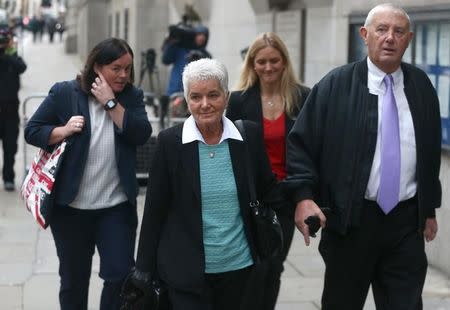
[319,198,427,310]
[0,106,19,183]
[50,202,138,310]
[240,212,295,310]
[167,266,252,310]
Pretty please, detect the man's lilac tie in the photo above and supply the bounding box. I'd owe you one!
[377,74,400,214]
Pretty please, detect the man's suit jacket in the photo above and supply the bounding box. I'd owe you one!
[135,120,279,293]
[24,80,152,206]
[285,58,442,234]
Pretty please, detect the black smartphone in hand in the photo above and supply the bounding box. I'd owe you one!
[304,216,321,237]
[304,207,331,238]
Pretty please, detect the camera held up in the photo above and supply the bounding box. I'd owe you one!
[167,23,197,49]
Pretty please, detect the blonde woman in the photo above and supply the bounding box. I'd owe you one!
[226,32,310,310]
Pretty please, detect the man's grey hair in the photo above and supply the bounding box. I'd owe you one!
[364,3,411,29]
[182,58,229,101]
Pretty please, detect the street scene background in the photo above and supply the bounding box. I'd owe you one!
[1,0,450,309]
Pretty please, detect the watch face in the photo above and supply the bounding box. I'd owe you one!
[105,99,117,110]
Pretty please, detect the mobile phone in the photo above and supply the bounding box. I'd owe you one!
[304,207,331,238]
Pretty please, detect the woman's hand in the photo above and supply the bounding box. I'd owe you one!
[64,115,85,136]
[90,70,125,128]
[48,115,84,145]
[91,71,115,106]
[121,267,152,307]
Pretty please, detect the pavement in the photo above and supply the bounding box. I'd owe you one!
[1,32,450,310]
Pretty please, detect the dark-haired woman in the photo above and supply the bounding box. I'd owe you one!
[24,38,152,310]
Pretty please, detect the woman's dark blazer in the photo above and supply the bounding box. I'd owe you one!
[135,120,279,293]
[226,84,311,140]
[24,80,152,207]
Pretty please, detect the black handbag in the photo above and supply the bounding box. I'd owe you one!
[234,120,283,260]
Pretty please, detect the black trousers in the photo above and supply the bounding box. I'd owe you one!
[50,202,138,310]
[240,211,295,310]
[319,197,427,310]
[0,105,19,183]
[167,266,252,310]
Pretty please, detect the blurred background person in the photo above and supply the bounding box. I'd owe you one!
[28,15,45,43]
[28,15,44,43]
[121,58,281,310]
[55,15,65,42]
[46,16,57,43]
[160,20,211,118]
[37,16,45,41]
[0,26,27,191]
[226,32,310,310]
[24,38,151,310]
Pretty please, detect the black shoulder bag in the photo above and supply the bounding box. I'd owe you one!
[234,120,283,261]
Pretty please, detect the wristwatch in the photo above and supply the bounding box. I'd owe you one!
[104,98,118,111]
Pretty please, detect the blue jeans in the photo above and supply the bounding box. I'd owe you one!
[50,202,138,310]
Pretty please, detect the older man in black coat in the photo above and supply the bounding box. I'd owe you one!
[285,3,441,310]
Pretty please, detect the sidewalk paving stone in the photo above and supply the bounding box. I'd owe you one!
[23,274,102,310]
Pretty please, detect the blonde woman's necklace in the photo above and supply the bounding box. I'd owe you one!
[262,94,278,108]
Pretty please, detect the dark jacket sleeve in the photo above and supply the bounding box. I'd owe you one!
[297,84,311,114]
[284,82,328,204]
[24,82,67,152]
[7,53,27,74]
[135,130,171,274]
[119,87,152,145]
[420,70,442,216]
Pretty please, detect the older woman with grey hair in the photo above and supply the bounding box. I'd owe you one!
[121,58,281,310]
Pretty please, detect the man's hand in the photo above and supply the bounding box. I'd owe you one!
[423,218,438,242]
[294,199,326,246]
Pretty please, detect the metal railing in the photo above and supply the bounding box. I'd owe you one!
[21,93,48,175]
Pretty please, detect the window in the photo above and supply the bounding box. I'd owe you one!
[348,24,365,63]
[41,0,52,7]
[108,14,112,38]
[124,8,129,42]
[415,21,450,147]
[115,11,120,38]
